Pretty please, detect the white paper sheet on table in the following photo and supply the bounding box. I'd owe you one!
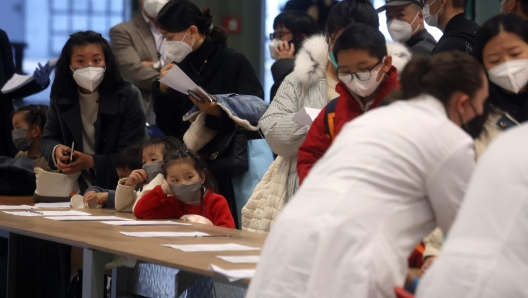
[121,231,208,237]
[1,57,59,94]
[292,107,322,126]
[3,210,91,217]
[209,264,256,282]
[215,255,260,264]
[45,216,131,221]
[33,202,71,208]
[0,205,35,210]
[163,243,261,252]
[158,64,198,96]
[101,220,191,226]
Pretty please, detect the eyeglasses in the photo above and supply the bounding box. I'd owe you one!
[270,31,292,40]
[337,60,382,83]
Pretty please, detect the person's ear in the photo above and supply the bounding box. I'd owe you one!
[201,172,206,184]
[511,0,519,13]
[454,92,470,118]
[418,9,424,21]
[383,55,393,73]
[29,125,41,138]
[189,25,199,39]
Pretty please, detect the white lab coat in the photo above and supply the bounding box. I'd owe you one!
[416,123,528,298]
[246,95,475,298]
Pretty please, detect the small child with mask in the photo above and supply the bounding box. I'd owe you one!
[11,105,51,170]
[114,137,182,212]
[134,149,235,228]
[82,144,143,208]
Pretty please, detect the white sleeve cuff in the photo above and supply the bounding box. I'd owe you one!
[51,145,61,167]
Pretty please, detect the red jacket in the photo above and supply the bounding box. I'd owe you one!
[297,67,400,184]
[134,185,235,228]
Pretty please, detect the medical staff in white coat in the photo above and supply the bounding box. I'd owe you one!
[415,122,528,298]
[246,48,489,297]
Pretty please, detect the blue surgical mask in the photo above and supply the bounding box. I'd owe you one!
[329,52,338,69]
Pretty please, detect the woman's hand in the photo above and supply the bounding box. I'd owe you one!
[188,88,222,117]
[161,180,172,195]
[275,42,295,60]
[125,169,147,186]
[159,64,175,93]
[55,145,72,171]
[61,151,94,174]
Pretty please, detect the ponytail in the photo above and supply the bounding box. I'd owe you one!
[201,8,227,45]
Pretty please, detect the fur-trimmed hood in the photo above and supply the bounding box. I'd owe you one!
[292,34,412,87]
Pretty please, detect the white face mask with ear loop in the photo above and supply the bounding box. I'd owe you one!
[387,11,421,43]
[423,0,442,27]
[70,66,106,92]
[164,29,194,63]
[269,39,283,60]
[142,0,169,18]
[488,59,528,94]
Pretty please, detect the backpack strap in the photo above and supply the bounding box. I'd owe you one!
[324,98,338,142]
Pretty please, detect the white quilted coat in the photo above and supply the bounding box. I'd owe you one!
[241,35,411,233]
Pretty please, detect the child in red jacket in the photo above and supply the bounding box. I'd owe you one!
[297,23,402,184]
[134,149,235,229]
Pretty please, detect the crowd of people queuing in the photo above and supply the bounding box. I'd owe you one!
[1,0,528,296]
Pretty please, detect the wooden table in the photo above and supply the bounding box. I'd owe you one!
[0,196,266,298]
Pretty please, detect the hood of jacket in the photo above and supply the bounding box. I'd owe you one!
[292,34,412,87]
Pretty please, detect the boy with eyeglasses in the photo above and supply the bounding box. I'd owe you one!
[297,23,401,185]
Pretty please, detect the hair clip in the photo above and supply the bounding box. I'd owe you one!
[207,25,214,35]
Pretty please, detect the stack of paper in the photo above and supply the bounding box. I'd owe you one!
[1,57,59,94]
[34,202,71,208]
[215,255,260,264]
[209,264,256,282]
[101,220,191,226]
[158,64,198,95]
[0,205,35,210]
[45,216,131,221]
[163,243,261,252]
[3,210,91,217]
[121,231,209,237]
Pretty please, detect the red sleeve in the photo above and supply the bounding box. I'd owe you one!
[208,194,236,229]
[296,106,332,185]
[133,185,183,219]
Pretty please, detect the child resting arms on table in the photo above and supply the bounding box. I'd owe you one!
[134,149,235,228]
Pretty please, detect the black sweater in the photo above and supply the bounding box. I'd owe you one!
[152,39,264,139]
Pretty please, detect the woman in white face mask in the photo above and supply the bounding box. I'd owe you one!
[472,14,528,158]
[41,30,148,190]
[152,0,264,229]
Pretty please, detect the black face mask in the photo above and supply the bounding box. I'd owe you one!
[461,102,487,139]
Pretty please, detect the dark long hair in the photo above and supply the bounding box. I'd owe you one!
[51,31,123,99]
[399,51,485,106]
[476,14,528,122]
[162,150,217,193]
[157,0,227,45]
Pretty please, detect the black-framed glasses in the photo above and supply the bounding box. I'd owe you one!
[269,31,292,40]
[337,60,383,83]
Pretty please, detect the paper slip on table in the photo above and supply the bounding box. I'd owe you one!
[0,196,266,298]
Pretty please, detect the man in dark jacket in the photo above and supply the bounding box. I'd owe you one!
[423,0,479,56]
[501,0,528,21]
[0,29,52,157]
[378,0,437,57]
